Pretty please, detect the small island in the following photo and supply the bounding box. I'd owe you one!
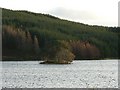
[37,40,75,64]
[40,47,75,64]
[40,60,72,64]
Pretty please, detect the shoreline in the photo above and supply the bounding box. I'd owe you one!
[1,59,119,62]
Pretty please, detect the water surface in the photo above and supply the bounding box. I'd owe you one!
[2,60,118,88]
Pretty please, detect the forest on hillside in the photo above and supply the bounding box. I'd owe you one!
[2,8,120,63]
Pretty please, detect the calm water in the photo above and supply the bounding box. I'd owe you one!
[2,60,118,88]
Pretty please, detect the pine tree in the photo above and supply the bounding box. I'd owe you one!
[26,31,33,53]
[33,35,40,55]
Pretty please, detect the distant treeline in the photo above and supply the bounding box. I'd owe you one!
[2,8,120,61]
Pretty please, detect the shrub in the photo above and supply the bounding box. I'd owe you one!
[55,48,75,64]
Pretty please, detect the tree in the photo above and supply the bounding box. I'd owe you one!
[85,42,100,59]
[26,31,33,54]
[2,26,38,59]
[33,35,40,55]
[55,48,75,64]
[40,40,75,64]
[69,40,100,59]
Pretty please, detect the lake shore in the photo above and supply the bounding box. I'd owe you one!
[2,55,119,61]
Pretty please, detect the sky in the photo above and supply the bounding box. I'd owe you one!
[0,0,119,27]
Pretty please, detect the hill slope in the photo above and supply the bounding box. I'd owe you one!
[2,8,119,60]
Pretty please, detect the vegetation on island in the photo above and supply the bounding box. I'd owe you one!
[2,8,120,64]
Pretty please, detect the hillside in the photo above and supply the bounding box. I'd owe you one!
[2,8,119,61]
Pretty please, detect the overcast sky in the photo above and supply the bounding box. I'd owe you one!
[0,0,119,27]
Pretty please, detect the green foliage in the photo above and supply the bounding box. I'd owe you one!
[2,8,119,62]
